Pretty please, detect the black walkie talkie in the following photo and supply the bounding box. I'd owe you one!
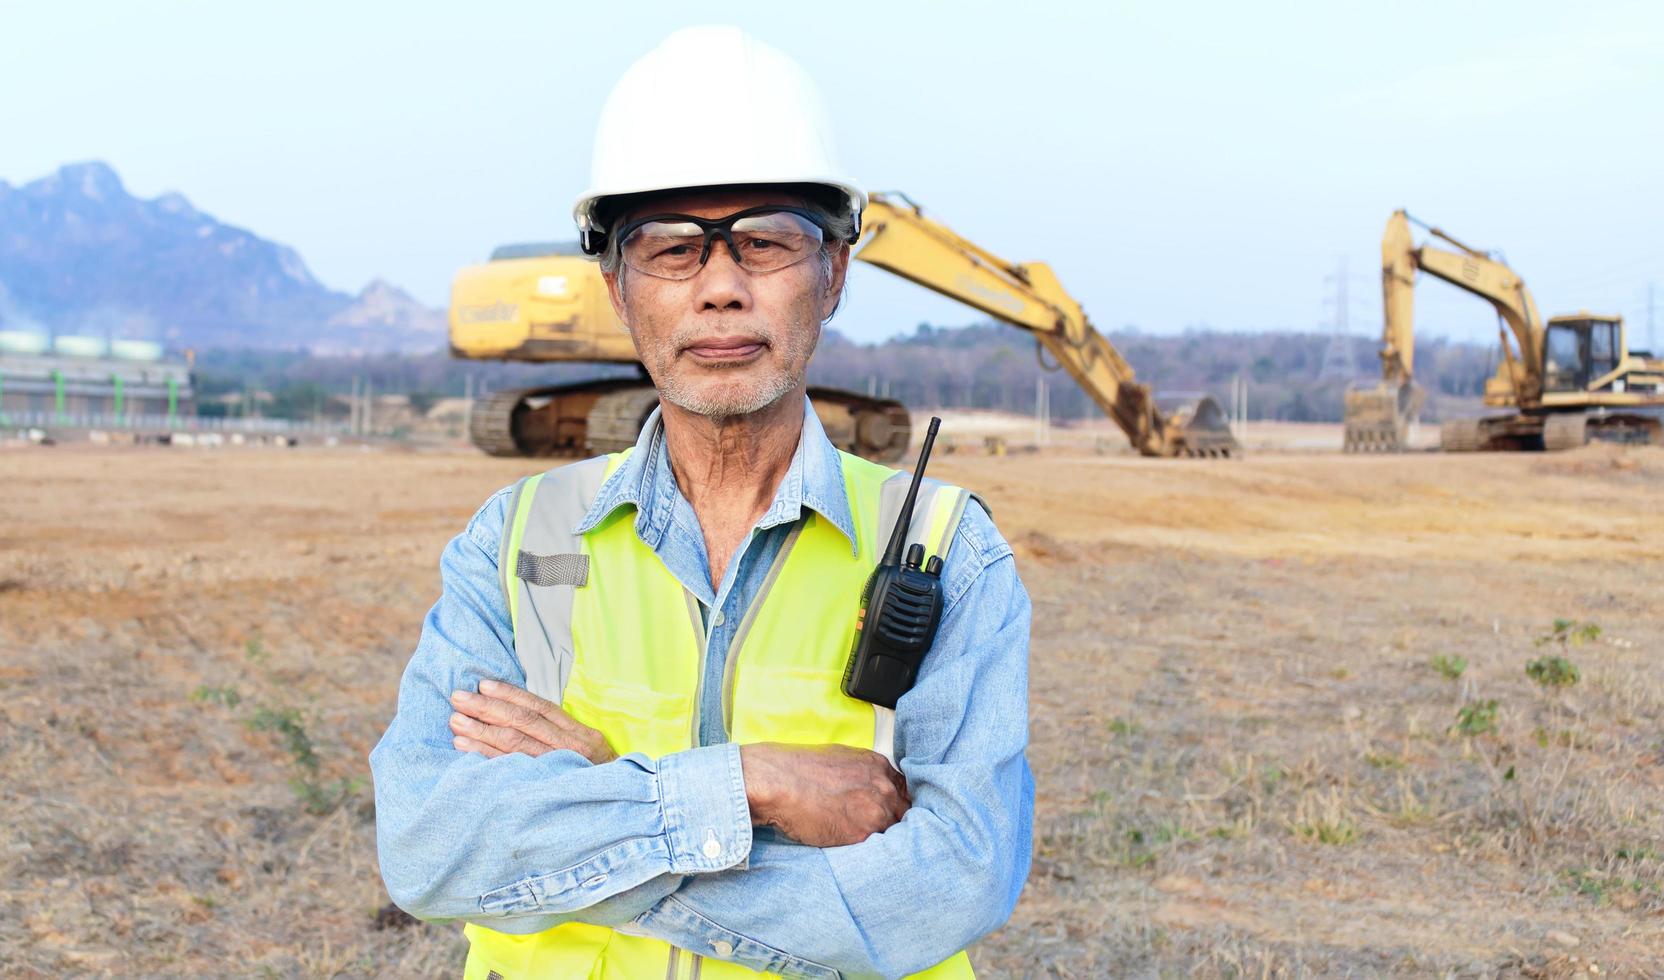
[843,417,946,709]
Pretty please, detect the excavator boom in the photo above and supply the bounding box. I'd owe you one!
[856,194,1237,457]
[1379,211,1417,385]
[1401,216,1544,405]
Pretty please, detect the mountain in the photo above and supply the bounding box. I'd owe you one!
[322,279,448,354]
[0,161,443,352]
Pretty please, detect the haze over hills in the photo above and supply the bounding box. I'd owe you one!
[0,162,445,353]
[0,161,1499,425]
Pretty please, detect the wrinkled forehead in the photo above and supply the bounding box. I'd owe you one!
[618,185,810,226]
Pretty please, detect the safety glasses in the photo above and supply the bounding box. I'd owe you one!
[617,206,831,281]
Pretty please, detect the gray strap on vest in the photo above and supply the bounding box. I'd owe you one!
[511,456,611,702]
[498,477,533,587]
[516,551,589,587]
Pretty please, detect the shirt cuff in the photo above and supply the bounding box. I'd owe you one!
[656,743,752,874]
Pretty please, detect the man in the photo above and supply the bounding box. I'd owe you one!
[371,26,1032,979]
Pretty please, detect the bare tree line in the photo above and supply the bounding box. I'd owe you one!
[809,323,1494,423]
[191,324,1496,423]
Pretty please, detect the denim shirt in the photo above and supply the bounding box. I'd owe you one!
[370,399,1034,979]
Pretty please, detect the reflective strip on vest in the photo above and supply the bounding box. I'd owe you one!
[477,448,978,980]
[501,455,615,702]
[499,472,544,629]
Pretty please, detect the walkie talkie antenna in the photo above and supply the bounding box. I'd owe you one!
[880,417,942,566]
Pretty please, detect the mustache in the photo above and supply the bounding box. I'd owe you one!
[668,324,772,351]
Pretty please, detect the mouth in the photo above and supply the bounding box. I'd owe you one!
[681,335,768,363]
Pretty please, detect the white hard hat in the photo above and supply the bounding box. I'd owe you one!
[573,26,865,254]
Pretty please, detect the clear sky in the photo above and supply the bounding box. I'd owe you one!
[3,0,1661,349]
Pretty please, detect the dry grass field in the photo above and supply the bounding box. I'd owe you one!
[2,436,1661,977]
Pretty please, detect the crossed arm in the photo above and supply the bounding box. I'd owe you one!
[370,491,1033,976]
[450,681,912,847]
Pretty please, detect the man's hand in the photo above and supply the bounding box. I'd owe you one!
[740,743,911,847]
[448,680,617,764]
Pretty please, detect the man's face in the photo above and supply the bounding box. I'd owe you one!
[602,188,850,419]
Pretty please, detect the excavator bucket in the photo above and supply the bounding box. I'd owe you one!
[1343,380,1424,452]
[1162,395,1240,457]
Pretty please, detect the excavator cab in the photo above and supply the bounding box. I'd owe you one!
[1542,315,1624,393]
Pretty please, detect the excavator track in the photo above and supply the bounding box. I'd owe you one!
[1561,413,1664,450]
[806,387,912,462]
[1439,418,1485,453]
[1440,412,1661,453]
[468,387,533,457]
[466,377,913,462]
[466,376,651,457]
[1542,414,1588,452]
[586,386,665,455]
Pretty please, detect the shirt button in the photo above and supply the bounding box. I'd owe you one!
[702,837,723,859]
[710,940,734,958]
[713,610,726,626]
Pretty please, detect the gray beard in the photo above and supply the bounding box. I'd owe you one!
[644,316,817,419]
[655,360,802,418]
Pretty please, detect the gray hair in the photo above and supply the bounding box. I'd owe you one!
[597,194,855,322]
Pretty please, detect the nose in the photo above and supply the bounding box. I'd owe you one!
[692,240,752,312]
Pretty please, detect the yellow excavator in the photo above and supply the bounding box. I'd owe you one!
[1346,210,1664,453]
[448,192,1238,461]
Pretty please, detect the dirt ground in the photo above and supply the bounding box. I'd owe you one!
[2,435,1661,978]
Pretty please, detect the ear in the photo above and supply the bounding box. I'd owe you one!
[602,267,631,332]
[819,243,851,322]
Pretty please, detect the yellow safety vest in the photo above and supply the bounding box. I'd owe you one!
[464,447,978,980]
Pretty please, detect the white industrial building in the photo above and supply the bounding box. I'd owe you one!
[0,331,195,425]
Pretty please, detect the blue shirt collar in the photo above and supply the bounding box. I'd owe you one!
[574,396,857,554]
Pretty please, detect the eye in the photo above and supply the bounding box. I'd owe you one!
[640,239,700,260]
